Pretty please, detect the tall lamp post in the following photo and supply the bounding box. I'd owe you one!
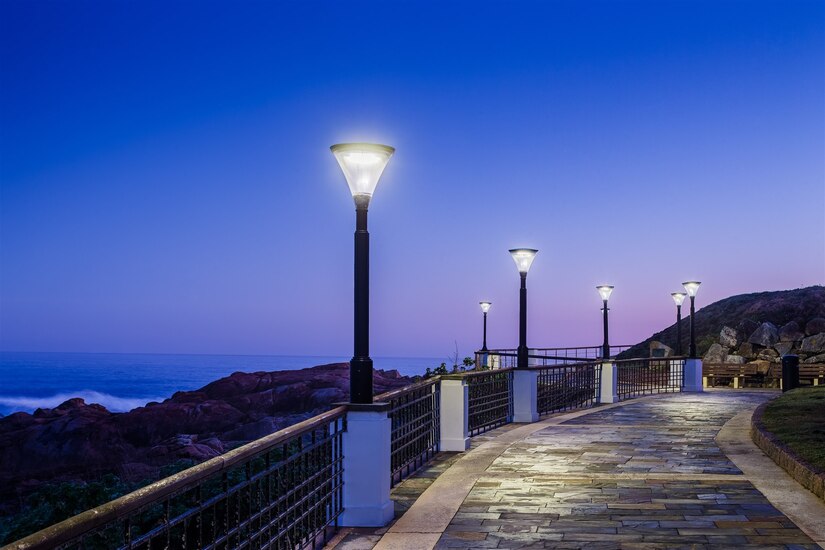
[671,292,687,356]
[509,249,538,369]
[682,281,701,359]
[479,301,492,352]
[331,142,395,404]
[596,285,614,360]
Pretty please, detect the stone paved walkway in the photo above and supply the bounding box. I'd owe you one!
[333,391,824,550]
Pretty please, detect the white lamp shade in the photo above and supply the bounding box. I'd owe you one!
[671,292,687,306]
[509,248,538,274]
[479,301,492,313]
[596,285,614,301]
[330,143,395,199]
[682,281,701,297]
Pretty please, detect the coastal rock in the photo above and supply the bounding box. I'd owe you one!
[779,321,804,342]
[748,322,779,348]
[774,342,794,357]
[725,355,746,365]
[803,354,825,364]
[800,333,825,354]
[806,318,825,336]
[719,326,738,349]
[736,320,760,343]
[0,363,413,509]
[703,343,727,363]
[748,360,772,375]
[757,348,779,362]
[737,342,757,358]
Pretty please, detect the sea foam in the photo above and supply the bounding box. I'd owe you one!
[0,391,163,415]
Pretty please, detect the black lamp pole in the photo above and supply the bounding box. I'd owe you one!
[517,273,528,369]
[676,304,683,356]
[481,311,489,352]
[602,300,610,360]
[351,195,372,404]
[688,295,697,359]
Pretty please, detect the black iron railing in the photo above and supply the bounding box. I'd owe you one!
[465,369,513,435]
[8,407,347,550]
[377,379,441,487]
[536,362,601,415]
[479,345,631,369]
[616,357,685,400]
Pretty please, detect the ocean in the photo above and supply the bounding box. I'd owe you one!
[0,352,442,416]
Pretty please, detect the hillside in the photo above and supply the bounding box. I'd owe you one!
[619,286,825,359]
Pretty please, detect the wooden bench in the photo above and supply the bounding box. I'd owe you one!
[702,362,748,388]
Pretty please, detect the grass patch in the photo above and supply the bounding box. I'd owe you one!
[761,386,825,472]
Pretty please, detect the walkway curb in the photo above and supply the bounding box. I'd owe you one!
[751,401,825,501]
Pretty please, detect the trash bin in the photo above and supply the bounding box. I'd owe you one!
[781,355,799,393]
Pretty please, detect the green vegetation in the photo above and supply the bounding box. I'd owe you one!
[761,386,825,472]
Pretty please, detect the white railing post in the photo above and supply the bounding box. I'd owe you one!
[599,361,618,403]
[340,403,394,527]
[439,377,469,451]
[512,368,538,422]
[682,358,704,392]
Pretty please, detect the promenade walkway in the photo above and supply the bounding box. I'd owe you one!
[332,390,825,550]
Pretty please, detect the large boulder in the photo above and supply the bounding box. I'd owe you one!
[803,353,825,364]
[703,343,727,363]
[748,360,772,375]
[748,322,779,348]
[800,333,825,354]
[757,348,780,362]
[774,341,794,357]
[736,319,760,342]
[779,321,805,342]
[806,318,825,336]
[737,342,757,358]
[719,326,738,348]
[725,355,746,364]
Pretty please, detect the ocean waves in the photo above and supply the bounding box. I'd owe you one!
[0,391,163,416]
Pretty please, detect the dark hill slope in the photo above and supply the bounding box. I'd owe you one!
[619,286,825,359]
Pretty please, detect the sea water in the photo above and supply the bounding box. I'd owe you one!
[0,352,442,416]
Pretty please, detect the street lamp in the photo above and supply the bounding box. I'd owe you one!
[509,248,538,369]
[331,142,395,404]
[671,292,687,356]
[596,285,614,359]
[479,301,492,352]
[682,281,701,359]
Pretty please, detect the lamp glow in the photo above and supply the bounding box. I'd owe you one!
[596,285,614,301]
[682,281,701,297]
[509,248,538,274]
[479,301,492,313]
[671,292,687,306]
[330,143,395,201]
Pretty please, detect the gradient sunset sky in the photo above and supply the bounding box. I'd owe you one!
[1,0,823,358]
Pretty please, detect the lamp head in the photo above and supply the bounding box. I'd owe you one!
[671,292,687,306]
[509,248,538,274]
[330,143,395,204]
[479,301,492,314]
[596,285,614,301]
[682,281,702,298]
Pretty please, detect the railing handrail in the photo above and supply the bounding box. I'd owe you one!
[8,405,347,550]
[486,345,633,352]
[375,376,440,401]
[613,356,688,365]
[460,366,516,379]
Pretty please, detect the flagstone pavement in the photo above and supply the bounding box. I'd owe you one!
[331,391,824,550]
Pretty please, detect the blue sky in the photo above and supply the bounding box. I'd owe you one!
[1,0,823,357]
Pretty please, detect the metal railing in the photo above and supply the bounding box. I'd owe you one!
[8,407,347,550]
[616,357,685,400]
[536,362,601,415]
[465,369,513,435]
[377,379,441,487]
[478,345,632,369]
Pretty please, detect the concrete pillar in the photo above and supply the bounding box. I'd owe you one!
[512,368,538,423]
[682,358,704,392]
[599,362,618,404]
[340,404,394,527]
[440,377,470,451]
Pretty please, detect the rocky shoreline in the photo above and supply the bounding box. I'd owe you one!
[0,363,413,512]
